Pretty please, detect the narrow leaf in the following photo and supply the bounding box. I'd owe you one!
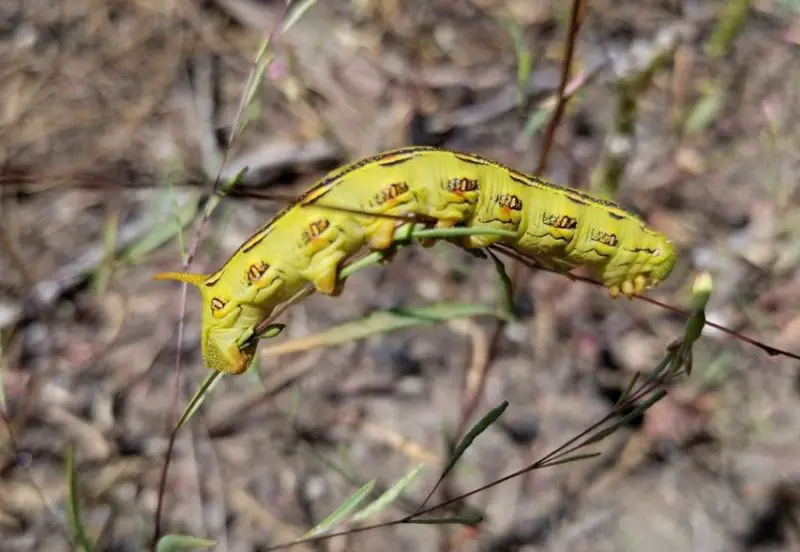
[441,401,508,480]
[523,105,554,137]
[305,480,375,537]
[282,0,318,32]
[616,372,640,406]
[177,371,224,429]
[684,86,725,134]
[351,464,424,523]
[233,47,275,139]
[66,445,94,552]
[155,535,215,552]
[486,249,516,319]
[93,211,119,294]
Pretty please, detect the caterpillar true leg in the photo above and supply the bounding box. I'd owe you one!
[304,241,350,296]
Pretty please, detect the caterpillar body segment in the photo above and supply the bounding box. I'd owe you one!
[154,146,676,374]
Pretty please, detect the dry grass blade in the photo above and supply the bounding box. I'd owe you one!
[259,303,506,358]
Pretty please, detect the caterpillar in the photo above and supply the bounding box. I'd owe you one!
[154,146,676,375]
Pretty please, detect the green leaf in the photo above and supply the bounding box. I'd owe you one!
[92,211,119,294]
[684,86,725,134]
[155,535,215,552]
[523,105,554,137]
[66,445,94,552]
[704,0,750,59]
[177,371,224,429]
[698,352,733,388]
[203,167,249,221]
[261,303,507,358]
[616,373,640,406]
[305,480,376,537]
[501,16,534,105]
[233,42,275,140]
[440,401,508,480]
[351,464,424,523]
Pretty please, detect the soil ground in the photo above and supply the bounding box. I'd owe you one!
[1,1,800,551]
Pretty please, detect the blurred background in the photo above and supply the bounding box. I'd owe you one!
[1,1,800,551]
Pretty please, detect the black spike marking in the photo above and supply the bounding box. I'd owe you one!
[566,196,589,206]
[454,153,490,165]
[377,153,417,167]
[241,225,275,253]
[205,272,223,287]
[508,174,531,186]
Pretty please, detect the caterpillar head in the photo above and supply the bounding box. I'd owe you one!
[153,271,259,375]
[646,234,677,287]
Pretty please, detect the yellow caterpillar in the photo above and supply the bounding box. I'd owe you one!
[155,146,676,375]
